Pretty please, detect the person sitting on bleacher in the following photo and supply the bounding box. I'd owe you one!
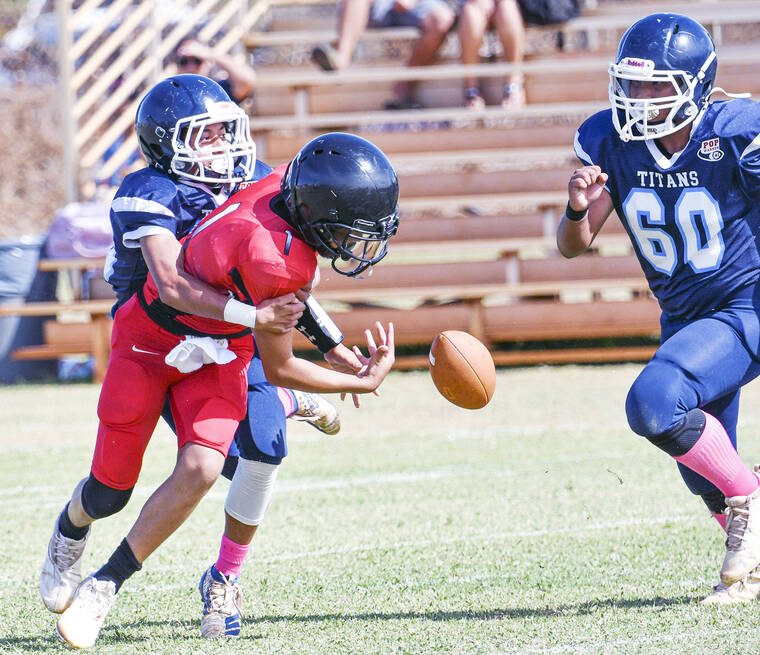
[311,0,457,109]
[458,0,580,109]
[176,37,257,104]
[458,0,526,109]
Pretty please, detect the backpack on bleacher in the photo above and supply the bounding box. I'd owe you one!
[517,0,580,26]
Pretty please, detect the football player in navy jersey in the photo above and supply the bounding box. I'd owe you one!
[557,13,760,604]
[41,75,369,638]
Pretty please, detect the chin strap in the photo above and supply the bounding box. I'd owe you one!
[707,87,752,101]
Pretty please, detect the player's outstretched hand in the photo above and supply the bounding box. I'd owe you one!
[568,165,608,213]
[355,322,395,392]
[324,342,367,408]
[256,293,305,334]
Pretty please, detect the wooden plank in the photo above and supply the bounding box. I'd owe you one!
[484,297,660,342]
[248,100,607,131]
[399,166,572,197]
[315,277,649,302]
[400,190,570,216]
[38,257,106,272]
[390,345,657,369]
[0,300,114,317]
[515,253,643,283]
[43,320,96,346]
[318,252,647,294]
[261,123,579,159]
[297,296,661,354]
[12,344,94,360]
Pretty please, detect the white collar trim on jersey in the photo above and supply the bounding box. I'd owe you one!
[183,179,231,206]
[644,109,707,170]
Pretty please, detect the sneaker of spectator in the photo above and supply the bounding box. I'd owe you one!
[458,0,525,109]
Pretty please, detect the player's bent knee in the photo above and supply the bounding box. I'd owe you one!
[225,459,279,526]
[80,473,133,519]
[176,445,225,492]
[625,359,685,437]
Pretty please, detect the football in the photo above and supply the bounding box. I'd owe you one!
[428,331,496,409]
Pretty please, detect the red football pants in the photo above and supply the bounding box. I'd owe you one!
[91,296,253,489]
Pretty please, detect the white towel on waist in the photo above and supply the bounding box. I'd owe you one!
[165,335,237,373]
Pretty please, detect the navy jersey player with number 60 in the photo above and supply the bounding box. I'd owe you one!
[557,13,760,604]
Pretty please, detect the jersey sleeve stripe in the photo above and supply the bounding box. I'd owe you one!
[111,196,175,217]
[573,131,594,166]
[740,131,760,161]
[123,225,175,249]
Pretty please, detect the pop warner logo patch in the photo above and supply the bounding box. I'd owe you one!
[698,137,724,162]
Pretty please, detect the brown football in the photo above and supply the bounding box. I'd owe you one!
[428,331,495,409]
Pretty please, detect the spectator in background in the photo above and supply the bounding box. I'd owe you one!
[176,38,257,103]
[458,0,581,109]
[311,0,457,109]
[458,0,525,109]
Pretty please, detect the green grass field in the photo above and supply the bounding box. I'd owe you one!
[3,365,760,654]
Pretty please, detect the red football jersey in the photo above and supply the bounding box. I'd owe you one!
[141,165,317,335]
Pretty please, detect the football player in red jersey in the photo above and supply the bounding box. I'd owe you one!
[51,133,399,649]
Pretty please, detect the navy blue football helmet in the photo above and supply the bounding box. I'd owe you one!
[135,74,255,184]
[609,13,717,141]
[281,132,399,276]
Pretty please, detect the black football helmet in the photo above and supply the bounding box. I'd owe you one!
[281,132,399,276]
[609,13,717,141]
[135,74,255,184]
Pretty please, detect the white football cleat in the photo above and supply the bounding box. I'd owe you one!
[199,565,243,638]
[702,567,760,605]
[40,521,89,613]
[56,576,117,649]
[721,485,760,585]
[290,390,340,435]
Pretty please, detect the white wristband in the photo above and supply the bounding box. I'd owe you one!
[224,298,257,328]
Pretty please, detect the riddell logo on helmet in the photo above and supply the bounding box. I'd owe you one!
[618,57,655,73]
[698,138,724,162]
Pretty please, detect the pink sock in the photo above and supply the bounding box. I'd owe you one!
[675,412,759,498]
[712,512,727,533]
[215,535,250,579]
[277,387,297,417]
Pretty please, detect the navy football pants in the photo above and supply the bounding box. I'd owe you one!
[625,285,760,496]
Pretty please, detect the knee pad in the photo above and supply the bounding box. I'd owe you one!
[625,359,686,437]
[80,473,133,519]
[647,408,705,456]
[225,459,279,526]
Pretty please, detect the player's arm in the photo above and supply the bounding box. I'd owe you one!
[141,233,303,332]
[254,321,395,394]
[556,165,614,258]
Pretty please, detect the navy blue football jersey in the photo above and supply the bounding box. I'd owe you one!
[104,161,272,308]
[574,99,760,320]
